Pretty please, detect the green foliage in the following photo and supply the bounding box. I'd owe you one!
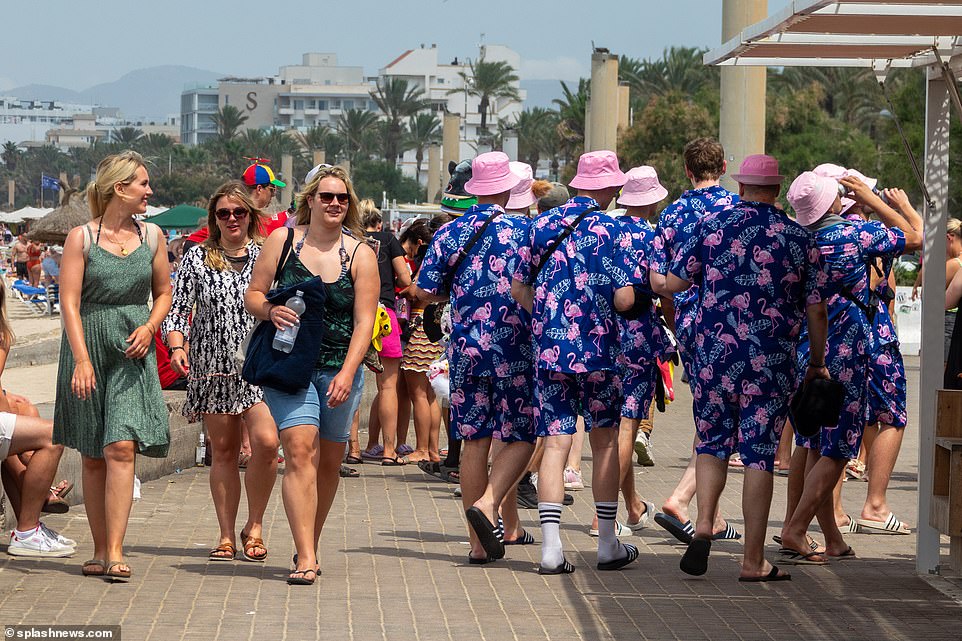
[452,57,521,136]
[351,160,423,204]
[370,77,430,163]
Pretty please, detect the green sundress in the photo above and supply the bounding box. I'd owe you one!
[53,226,169,458]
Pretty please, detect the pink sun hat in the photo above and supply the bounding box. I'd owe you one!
[505,162,537,210]
[844,168,878,190]
[731,154,785,186]
[813,162,855,213]
[617,166,669,207]
[568,150,628,190]
[787,171,839,227]
[464,151,521,196]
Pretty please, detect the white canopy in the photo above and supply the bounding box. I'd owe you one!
[704,0,960,575]
[705,0,962,69]
[0,206,54,224]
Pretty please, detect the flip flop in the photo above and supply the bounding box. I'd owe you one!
[440,465,460,484]
[712,522,742,541]
[504,530,535,545]
[343,455,363,465]
[465,507,505,560]
[396,444,414,456]
[287,568,317,585]
[654,512,694,544]
[778,548,829,565]
[381,456,408,466]
[339,465,360,478]
[538,558,576,575]
[772,534,823,553]
[597,542,639,571]
[739,565,792,582]
[828,546,857,560]
[468,554,496,565]
[52,480,74,499]
[417,460,444,479]
[855,513,911,535]
[680,537,711,576]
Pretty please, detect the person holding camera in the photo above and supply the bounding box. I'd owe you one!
[780,170,921,561]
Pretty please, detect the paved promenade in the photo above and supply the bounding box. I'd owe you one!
[1,303,961,639]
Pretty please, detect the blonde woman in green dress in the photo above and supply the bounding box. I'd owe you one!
[54,151,172,580]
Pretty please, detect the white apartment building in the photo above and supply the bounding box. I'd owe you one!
[0,97,106,146]
[180,47,527,182]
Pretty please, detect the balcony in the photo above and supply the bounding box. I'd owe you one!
[278,108,294,115]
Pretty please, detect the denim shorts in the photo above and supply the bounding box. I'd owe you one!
[262,367,364,442]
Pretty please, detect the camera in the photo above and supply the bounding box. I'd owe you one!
[837,182,889,205]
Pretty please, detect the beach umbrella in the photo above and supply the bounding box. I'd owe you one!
[26,192,91,244]
[145,204,207,231]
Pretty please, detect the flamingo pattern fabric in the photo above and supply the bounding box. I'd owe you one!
[795,220,907,459]
[616,215,673,420]
[670,201,824,398]
[669,200,825,470]
[649,186,738,363]
[417,203,533,388]
[513,196,641,374]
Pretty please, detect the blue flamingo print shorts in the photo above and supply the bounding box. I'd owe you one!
[534,370,622,437]
[692,385,791,471]
[450,374,536,444]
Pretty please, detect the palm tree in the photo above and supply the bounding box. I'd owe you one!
[212,105,249,141]
[1,141,21,171]
[403,113,441,183]
[769,66,880,132]
[513,107,558,169]
[553,79,589,161]
[451,57,521,139]
[112,127,143,145]
[293,125,331,157]
[620,47,719,106]
[370,77,430,164]
[337,109,380,164]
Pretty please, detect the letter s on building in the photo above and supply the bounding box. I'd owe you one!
[246,92,258,111]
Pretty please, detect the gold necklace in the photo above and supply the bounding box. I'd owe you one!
[103,228,134,256]
[219,240,249,256]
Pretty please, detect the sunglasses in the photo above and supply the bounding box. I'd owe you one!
[214,207,249,220]
[315,192,350,205]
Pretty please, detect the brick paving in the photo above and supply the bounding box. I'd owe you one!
[1,359,961,640]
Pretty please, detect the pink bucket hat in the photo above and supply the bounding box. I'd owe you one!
[505,162,536,210]
[731,154,785,186]
[787,171,839,227]
[813,163,855,213]
[464,151,521,196]
[568,150,628,190]
[617,166,668,207]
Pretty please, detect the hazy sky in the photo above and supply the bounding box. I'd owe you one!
[3,0,793,90]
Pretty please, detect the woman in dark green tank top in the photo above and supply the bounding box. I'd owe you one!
[245,165,378,585]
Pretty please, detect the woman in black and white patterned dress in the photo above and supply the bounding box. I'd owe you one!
[162,180,279,563]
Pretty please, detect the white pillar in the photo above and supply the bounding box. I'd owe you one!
[719,0,767,190]
[443,113,461,170]
[502,131,518,161]
[586,51,619,153]
[281,154,293,209]
[917,67,951,575]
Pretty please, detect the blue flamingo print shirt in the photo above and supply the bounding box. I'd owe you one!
[842,213,900,349]
[669,201,825,397]
[513,196,641,374]
[417,203,533,384]
[799,220,905,358]
[650,185,739,347]
[616,214,670,365]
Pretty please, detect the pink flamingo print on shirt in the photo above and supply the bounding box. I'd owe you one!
[706,265,724,294]
[588,219,611,256]
[731,292,751,323]
[704,230,724,258]
[567,352,588,373]
[540,345,561,366]
[458,337,482,374]
[759,298,785,336]
[471,302,492,324]
[499,305,523,341]
[489,254,506,274]
[714,323,739,358]
[753,246,775,268]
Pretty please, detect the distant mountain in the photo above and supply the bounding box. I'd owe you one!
[521,79,567,110]
[7,65,224,121]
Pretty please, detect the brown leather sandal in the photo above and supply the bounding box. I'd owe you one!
[240,531,267,562]
[82,559,106,576]
[104,560,131,581]
[208,542,236,561]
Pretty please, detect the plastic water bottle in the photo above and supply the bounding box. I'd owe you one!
[272,290,306,353]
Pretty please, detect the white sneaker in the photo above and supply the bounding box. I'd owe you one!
[563,467,584,490]
[39,522,76,548]
[634,432,655,467]
[8,526,75,557]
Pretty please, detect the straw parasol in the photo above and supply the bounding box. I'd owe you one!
[26,189,91,244]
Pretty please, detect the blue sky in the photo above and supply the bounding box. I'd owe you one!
[3,0,792,90]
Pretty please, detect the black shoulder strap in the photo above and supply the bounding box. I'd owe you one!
[526,206,598,285]
[272,228,294,286]
[442,211,503,293]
